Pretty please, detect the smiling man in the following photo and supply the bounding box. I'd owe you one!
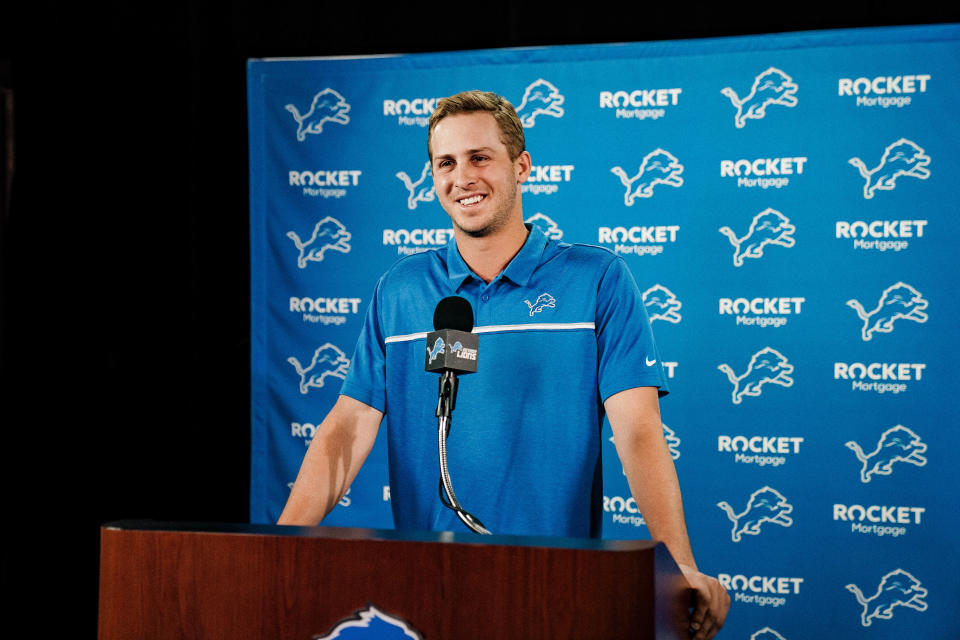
[278,90,729,639]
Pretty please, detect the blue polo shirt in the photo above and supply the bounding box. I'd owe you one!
[340,224,668,538]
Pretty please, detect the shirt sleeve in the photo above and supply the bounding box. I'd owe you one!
[339,275,387,412]
[595,255,670,402]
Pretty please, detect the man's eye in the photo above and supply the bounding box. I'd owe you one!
[437,160,452,169]
[472,155,488,163]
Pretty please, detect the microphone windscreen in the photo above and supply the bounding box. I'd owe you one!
[433,296,474,332]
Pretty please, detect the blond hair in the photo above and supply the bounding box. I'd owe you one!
[428,90,525,161]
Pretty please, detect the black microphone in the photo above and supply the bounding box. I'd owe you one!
[424,296,478,375]
[424,296,490,534]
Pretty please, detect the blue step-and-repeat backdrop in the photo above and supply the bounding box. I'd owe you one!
[248,24,959,638]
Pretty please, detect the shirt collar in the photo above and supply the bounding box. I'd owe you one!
[444,223,548,289]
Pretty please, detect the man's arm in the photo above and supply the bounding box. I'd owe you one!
[605,386,729,640]
[277,394,384,526]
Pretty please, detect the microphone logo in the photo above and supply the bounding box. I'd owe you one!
[427,337,446,364]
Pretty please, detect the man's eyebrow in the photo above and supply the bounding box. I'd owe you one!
[434,146,496,161]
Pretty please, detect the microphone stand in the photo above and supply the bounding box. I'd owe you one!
[436,370,490,535]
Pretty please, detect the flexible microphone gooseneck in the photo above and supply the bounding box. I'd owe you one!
[425,296,489,535]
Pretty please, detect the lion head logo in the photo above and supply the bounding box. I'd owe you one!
[610,149,684,205]
[846,282,928,341]
[287,343,350,394]
[845,425,928,483]
[846,569,928,627]
[286,216,352,269]
[642,284,682,324]
[717,486,794,542]
[285,88,351,141]
[848,138,931,199]
[718,347,794,404]
[721,67,798,128]
[515,79,565,127]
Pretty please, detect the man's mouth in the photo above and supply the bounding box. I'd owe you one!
[458,194,485,206]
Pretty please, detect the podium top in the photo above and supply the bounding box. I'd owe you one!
[102,519,661,552]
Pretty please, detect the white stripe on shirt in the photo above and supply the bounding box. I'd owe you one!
[384,322,595,344]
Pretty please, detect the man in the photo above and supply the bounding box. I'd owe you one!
[279,90,729,638]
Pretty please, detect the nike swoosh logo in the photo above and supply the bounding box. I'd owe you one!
[646,357,657,366]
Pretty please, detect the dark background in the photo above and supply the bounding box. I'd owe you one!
[1,1,957,634]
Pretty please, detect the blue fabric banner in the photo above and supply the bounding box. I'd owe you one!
[248,24,959,638]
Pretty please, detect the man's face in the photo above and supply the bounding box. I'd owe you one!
[430,112,530,239]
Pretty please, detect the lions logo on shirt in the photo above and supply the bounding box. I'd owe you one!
[524,293,556,315]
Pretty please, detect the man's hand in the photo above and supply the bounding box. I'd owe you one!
[680,565,730,639]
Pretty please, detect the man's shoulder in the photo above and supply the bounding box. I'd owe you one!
[378,247,446,286]
[542,238,622,272]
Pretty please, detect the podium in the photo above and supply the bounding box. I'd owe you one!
[98,521,691,639]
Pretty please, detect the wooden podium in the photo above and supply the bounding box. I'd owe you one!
[98,520,691,639]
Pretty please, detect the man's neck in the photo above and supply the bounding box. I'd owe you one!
[455,219,529,284]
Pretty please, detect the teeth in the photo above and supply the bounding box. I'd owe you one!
[459,195,484,206]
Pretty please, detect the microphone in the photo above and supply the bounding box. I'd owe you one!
[425,296,478,375]
[424,296,490,534]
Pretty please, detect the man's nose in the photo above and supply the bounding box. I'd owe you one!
[454,163,477,188]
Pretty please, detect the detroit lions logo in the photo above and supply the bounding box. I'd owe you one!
[721,67,799,128]
[846,425,928,483]
[848,138,931,199]
[313,604,424,639]
[427,337,445,364]
[396,160,435,210]
[750,628,787,640]
[524,293,556,316]
[846,282,928,341]
[286,216,352,269]
[287,343,350,394]
[642,284,682,324]
[285,88,351,141]
[846,569,928,627]
[717,486,794,542]
[610,149,684,205]
[515,79,565,127]
[719,208,795,267]
[718,347,794,404]
[525,212,563,240]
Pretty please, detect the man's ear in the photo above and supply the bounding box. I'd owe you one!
[515,151,532,184]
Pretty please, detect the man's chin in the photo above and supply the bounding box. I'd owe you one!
[450,215,497,239]
[458,224,494,238]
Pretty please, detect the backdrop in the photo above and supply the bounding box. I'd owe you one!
[248,23,959,638]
